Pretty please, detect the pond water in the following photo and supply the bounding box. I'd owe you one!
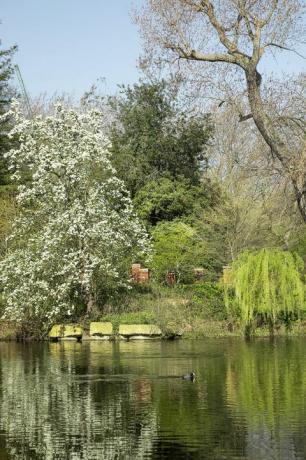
[0,338,306,459]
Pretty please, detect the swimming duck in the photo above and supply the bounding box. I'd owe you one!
[182,371,196,381]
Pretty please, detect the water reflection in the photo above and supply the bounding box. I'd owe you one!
[0,339,305,459]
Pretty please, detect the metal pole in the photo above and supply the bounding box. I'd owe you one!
[14,65,32,117]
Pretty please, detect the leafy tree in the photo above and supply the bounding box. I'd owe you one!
[225,249,305,335]
[150,220,216,283]
[108,81,212,196]
[0,41,17,185]
[133,175,216,226]
[0,186,16,257]
[0,41,18,258]
[0,104,150,327]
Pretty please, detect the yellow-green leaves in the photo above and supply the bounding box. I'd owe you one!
[227,249,305,331]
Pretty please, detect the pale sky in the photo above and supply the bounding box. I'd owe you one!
[1,1,305,99]
[1,0,143,98]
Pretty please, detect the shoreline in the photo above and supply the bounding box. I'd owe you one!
[1,319,306,341]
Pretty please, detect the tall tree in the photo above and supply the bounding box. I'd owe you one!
[0,104,149,327]
[205,104,305,257]
[136,1,306,222]
[108,81,212,196]
[0,41,17,185]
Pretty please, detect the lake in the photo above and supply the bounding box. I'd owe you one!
[0,338,305,459]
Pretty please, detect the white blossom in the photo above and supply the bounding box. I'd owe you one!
[0,103,150,325]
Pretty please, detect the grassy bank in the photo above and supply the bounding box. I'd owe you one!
[92,281,306,339]
[98,281,228,336]
[2,281,306,340]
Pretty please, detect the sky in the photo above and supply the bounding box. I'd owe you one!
[1,0,143,98]
[1,1,305,100]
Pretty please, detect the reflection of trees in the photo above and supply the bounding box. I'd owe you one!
[0,340,248,459]
[0,342,158,459]
[226,339,306,459]
[1,339,306,459]
[147,340,248,458]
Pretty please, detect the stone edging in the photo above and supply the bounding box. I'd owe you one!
[48,322,182,341]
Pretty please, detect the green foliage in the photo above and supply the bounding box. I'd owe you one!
[0,185,17,256]
[0,42,17,185]
[133,176,213,226]
[108,81,212,196]
[151,221,198,283]
[151,218,227,283]
[288,227,306,261]
[99,282,191,335]
[188,282,227,320]
[0,42,18,254]
[226,249,305,333]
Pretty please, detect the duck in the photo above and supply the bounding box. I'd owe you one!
[182,371,196,381]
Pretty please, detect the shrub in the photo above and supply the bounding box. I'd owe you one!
[190,282,227,320]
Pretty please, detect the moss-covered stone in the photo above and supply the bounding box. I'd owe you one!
[129,335,160,340]
[118,324,162,337]
[59,337,78,342]
[48,324,83,339]
[90,322,113,336]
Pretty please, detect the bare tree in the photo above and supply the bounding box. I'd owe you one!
[207,104,304,256]
[135,0,306,221]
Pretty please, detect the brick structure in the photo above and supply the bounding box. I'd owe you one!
[166,271,176,285]
[132,264,149,283]
[132,263,141,282]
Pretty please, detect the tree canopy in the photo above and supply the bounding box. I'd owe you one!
[226,248,305,334]
[0,104,150,327]
[0,41,17,185]
[151,221,198,283]
[108,81,213,196]
[133,175,217,226]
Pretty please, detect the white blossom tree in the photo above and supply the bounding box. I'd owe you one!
[0,103,150,327]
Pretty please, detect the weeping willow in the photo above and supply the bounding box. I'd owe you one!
[226,249,305,332]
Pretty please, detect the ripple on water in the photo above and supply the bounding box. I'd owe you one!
[0,338,305,459]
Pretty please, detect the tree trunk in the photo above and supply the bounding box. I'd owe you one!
[292,176,306,224]
[86,292,94,315]
[245,67,306,223]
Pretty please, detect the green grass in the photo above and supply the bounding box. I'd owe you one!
[100,281,229,336]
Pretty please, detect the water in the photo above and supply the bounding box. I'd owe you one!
[0,338,306,459]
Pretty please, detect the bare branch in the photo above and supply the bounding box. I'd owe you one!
[237,1,255,39]
[257,0,279,28]
[164,42,247,68]
[199,1,239,53]
[239,113,253,122]
[265,42,306,59]
[136,0,306,221]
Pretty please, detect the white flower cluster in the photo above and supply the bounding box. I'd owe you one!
[0,103,150,324]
